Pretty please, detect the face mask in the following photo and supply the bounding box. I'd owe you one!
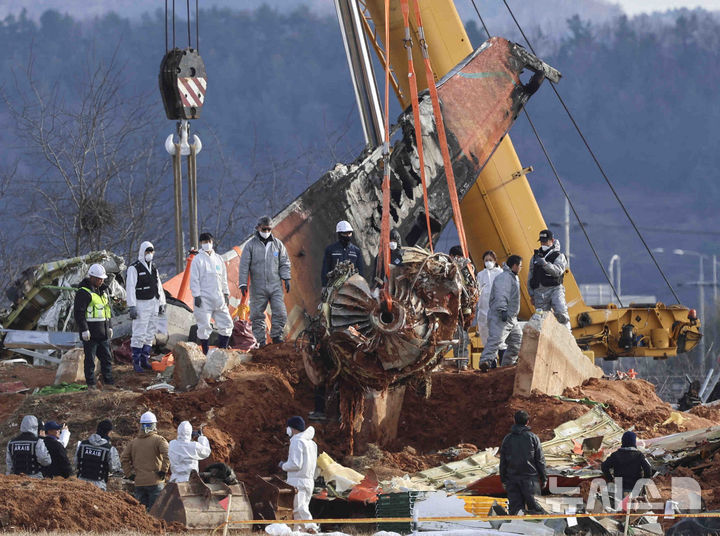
[389,241,397,250]
[145,253,154,263]
[201,242,212,252]
[484,261,494,270]
[286,426,293,437]
[541,244,550,251]
[339,234,351,246]
[259,230,271,239]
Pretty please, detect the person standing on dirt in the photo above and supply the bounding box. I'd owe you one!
[479,255,523,371]
[168,421,211,483]
[126,240,166,373]
[238,216,292,347]
[528,229,571,332]
[75,419,122,490]
[73,263,115,390]
[5,415,51,478]
[499,410,547,516]
[190,232,233,355]
[120,411,170,510]
[601,431,653,497]
[40,421,72,479]
[280,416,319,532]
[321,220,364,286]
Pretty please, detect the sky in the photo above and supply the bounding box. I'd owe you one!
[614,0,720,13]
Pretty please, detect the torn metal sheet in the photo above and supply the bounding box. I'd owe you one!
[168,38,557,340]
[2,330,78,350]
[1,251,126,332]
[388,406,623,491]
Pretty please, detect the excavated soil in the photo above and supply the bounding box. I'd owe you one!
[564,377,717,437]
[0,474,177,532]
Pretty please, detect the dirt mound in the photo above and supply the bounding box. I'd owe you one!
[689,404,720,423]
[0,474,175,532]
[564,378,718,437]
[399,367,588,451]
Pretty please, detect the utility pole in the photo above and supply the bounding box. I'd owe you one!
[564,197,570,266]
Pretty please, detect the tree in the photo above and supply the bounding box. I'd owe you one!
[3,52,169,262]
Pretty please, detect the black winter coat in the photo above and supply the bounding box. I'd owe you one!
[41,436,72,479]
[499,424,547,483]
[601,447,652,491]
[321,241,364,286]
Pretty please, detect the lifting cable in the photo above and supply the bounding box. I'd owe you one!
[499,0,681,303]
[468,0,623,305]
[399,0,434,252]
[379,0,393,309]
[165,0,200,52]
[410,0,469,259]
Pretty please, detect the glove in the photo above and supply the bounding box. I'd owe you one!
[191,430,200,440]
[128,306,138,320]
[157,471,166,480]
[158,305,166,316]
[535,256,547,266]
[278,461,285,469]
[224,294,230,306]
[194,296,202,308]
[501,310,508,323]
[108,328,114,339]
[240,285,248,298]
[81,330,91,342]
[283,280,291,293]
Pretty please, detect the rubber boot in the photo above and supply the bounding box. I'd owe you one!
[140,344,153,370]
[217,335,230,349]
[131,347,144,373]
[199,339,209,355]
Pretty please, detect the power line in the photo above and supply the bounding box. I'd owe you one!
[500,0,682,303]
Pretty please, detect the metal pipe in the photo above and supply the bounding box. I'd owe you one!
[564,197,570,265]
[609,254,621,300]
[172,144,184,273]
[334,0,384,147]
[187,143,199,251]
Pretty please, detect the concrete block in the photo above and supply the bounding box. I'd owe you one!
[156,303,194,351]
[172,342,207,390]
[514,312,603,397]
[55,348,94,385]
[201,348,250,380]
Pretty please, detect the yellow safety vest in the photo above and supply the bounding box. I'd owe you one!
[82,287,111,322]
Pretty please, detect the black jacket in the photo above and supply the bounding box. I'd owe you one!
[41,436,72,479]
[601,447,652,491]
[321,241,364,286]
[73,278,112,341]
[499,424,547,484]
[371,248,403,282]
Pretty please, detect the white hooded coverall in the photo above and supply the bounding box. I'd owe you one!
[168,421,211,483]
[190,249,234,340]
[281,426,318,530]
[126,240,167,348]
[480,264,522,367]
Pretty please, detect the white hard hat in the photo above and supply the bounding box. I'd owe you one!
[140,411,157,424]
[336,220,353,233]
[88,263,108,279]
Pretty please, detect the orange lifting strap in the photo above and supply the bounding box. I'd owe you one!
[399,0,434,252]
[378,0,393,311]
[409,0,469,259]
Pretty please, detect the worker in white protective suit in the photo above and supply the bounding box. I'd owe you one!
[475,250,504,344]
[126,241,167,372]
[190,232,233,354]
[280,416,318,532]
[168,421,211,483]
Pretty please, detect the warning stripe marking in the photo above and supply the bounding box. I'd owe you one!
[178,77,207,108]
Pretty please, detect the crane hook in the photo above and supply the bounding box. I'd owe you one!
[165,120,202,156]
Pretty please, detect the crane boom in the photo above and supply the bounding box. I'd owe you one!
[359,0,700,359]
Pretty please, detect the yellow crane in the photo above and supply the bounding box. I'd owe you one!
[354,0,700,360]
